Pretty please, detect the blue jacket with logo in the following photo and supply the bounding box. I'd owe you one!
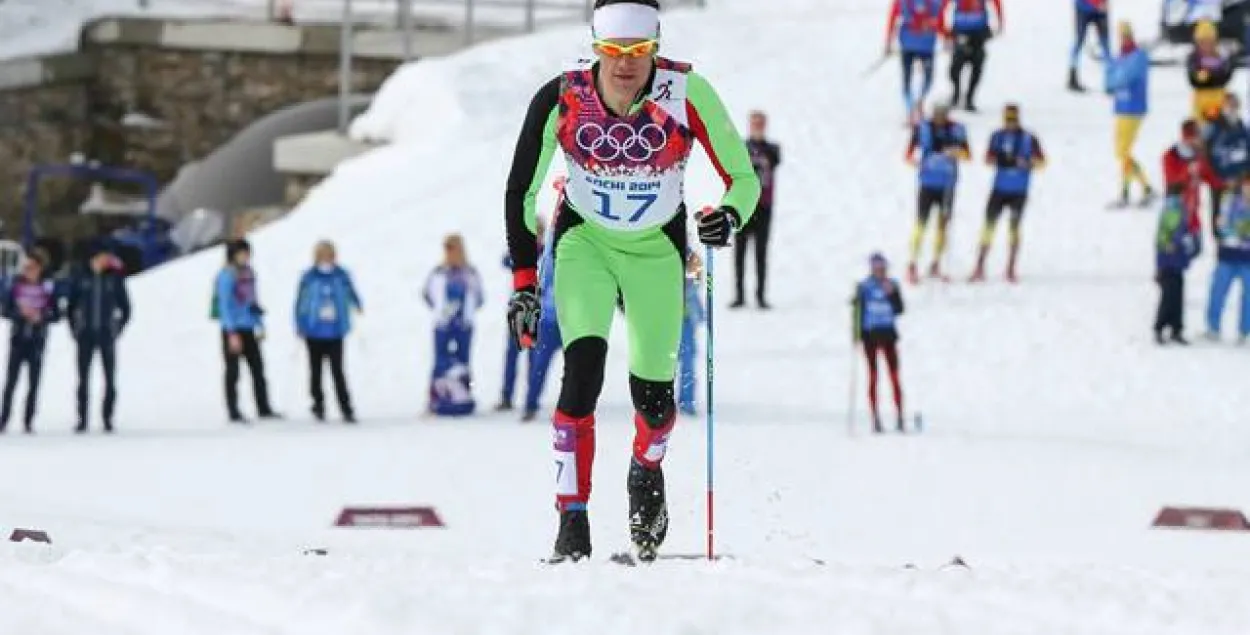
[215,265,262,333]
[1157,196,1202,271]
[295,265,362,340]
[952,0,992,33]
[897,0,943,54]
[1216,193,1250,263]
[911,119,969,190]
[988,128,1044,194]
[424,265,484,331]
[855,276,905,336]
[1107,48,1149,116]
[1205,117,1250,180]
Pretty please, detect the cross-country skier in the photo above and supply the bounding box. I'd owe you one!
[970,103,1046,283]
[1107,21,1156,209]
[503,0,760,563]
[1202,93,1249,232]
[1205,176,1250,342]
[1069,0,1110,93]
[678,249,705,416]
[853,253,905,434]
[1164,119,1224,237]
[905,103,970,284]
[1155,194,1201,345]
[0,254,57,434]
[941,0,1003,113]
[886,0,947,125]
[1187,20,1235,122]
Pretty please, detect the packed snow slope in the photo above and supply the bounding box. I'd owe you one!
[5,0,1250,633]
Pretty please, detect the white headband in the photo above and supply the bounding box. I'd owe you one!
[592,4,661,41]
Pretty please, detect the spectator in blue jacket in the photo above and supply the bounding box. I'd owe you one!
[216,239,277,423]
[425,234,484,417]
[1203,93,1250,232]
[295,240,362,423]
[497,215,547,413]
[677,250,705,416]
[0,254,58,434]
[1106,22,1155,208]
[1205,177,1250,342]
[67,247,130,433]
[521,216,562,422]
[1156,193,1202,345]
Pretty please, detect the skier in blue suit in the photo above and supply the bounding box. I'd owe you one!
[294,240,362,422]
[1205,177,1250,342]
[424,234,484,417]
[522,213,563,422]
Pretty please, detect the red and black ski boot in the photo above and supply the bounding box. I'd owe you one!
[628,460,668,563]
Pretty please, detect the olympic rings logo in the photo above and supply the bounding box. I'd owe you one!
[576,122,668,163]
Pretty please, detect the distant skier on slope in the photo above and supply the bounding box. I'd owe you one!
[905,103,970,284]
[853,253,906,434]
[503,0,760,563]
[885,0,947,125]
[1164,119,1224,237]
[1201,93,1249,233]
[1068,0,1110,93]
[1204,176,1250,343]
[970,103,1046,284]
[940,0,1003,113]
[1106,21,1157,208]
[1155,194,1201,345]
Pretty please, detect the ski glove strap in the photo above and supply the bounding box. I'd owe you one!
[507,286,541,349]
[696,206,742,248]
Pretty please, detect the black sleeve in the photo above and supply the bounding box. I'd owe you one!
[769,142,781,168]
[504,76,561,279]
[889,287,904,316]
[116,276,131,328]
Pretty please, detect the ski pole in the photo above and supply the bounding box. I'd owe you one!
[704,243,716,561]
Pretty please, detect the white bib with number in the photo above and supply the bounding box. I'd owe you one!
[558,60,695,232]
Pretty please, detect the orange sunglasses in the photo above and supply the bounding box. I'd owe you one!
[593,39,659,59]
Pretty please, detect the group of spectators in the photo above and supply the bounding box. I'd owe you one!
[0,246,130,434]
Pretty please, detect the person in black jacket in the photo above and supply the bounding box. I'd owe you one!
[67,247,131,433]
[0,254,59,433]
[733,110,782,309]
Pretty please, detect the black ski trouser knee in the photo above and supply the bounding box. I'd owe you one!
[556,337,608,419]
[629,375,675,429]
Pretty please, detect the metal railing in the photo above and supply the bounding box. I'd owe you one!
[315,0,708,132]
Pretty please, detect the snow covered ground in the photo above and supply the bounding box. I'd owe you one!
[4,0,1250,632]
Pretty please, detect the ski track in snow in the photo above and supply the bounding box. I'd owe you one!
[4,0,1250,631]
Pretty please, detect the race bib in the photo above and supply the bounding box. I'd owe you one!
[566,163,685,231]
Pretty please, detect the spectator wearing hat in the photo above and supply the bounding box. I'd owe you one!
[0,253,58,433]
[67,247,130,433]
[294,240,362,423]
[215,239,278,423]
[853,253,906,433]
[1187,20,1234,123]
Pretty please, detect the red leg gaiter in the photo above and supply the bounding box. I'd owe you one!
[632,411,676,470]
[553,409,595,511]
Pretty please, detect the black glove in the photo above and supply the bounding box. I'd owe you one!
[696,206,741,248]
[507,286,541,349]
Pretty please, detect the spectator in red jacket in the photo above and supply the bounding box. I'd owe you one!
[1163,118,1223,234]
